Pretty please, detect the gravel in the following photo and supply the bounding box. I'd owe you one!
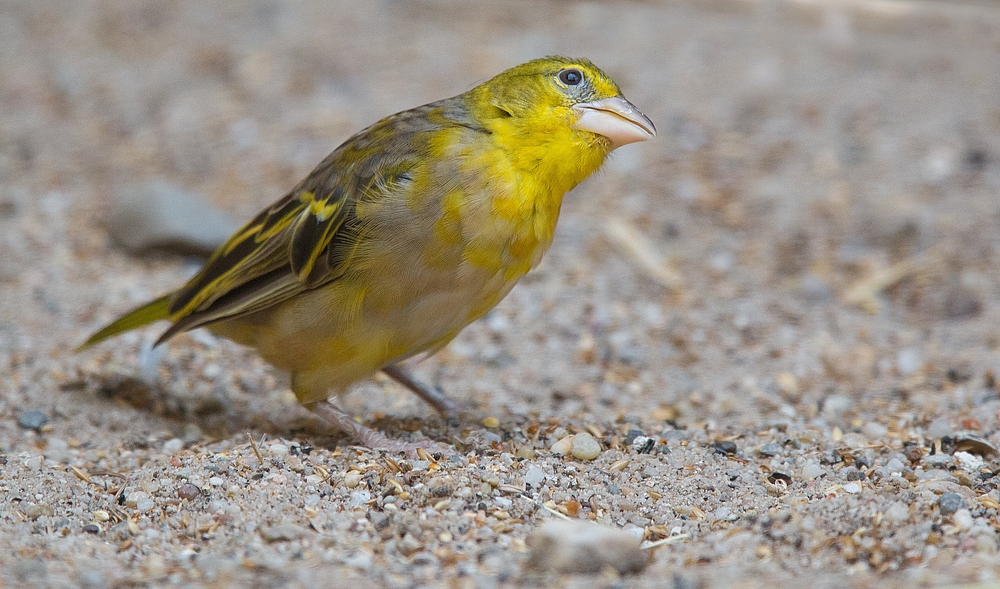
[3,0,1000,588]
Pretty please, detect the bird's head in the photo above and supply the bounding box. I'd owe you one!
[472,56,656,151]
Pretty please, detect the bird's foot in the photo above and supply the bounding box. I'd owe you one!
[310,400,456,458]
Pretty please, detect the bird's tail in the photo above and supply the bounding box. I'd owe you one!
[75,294,172,352]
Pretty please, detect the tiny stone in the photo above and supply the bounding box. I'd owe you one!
[269,444,289,456]
[82,524,101,534]
[570,432,601,460]
[177,483,199,501]
[954,451,984,472]
[711,441,737,456]
[208,476,224,486]
[344,472,362,488]
[862,422,888,439]
[843,467,864,481]
[23,504,54,519]
[136,498,155,512]
[842,482,861,494]
[801,463,825,479]
[550,435,574,456]
[163,438,184,453]
[623,429,644,445]
[821,395,853,417]
[260,523,308,542]
[631,436,655,454]
[758,443,782,457]
[938,493,965,516]
[527,520,646,574]
[924,453,952,467]
[884,457,905,473]
[524,466,546,488]
[18,410,50,431]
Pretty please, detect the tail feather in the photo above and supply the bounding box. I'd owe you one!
[75,294,173,352]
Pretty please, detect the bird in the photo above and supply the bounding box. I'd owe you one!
[78,56,655,454]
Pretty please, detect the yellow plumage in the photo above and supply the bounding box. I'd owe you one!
[79,56,655,451]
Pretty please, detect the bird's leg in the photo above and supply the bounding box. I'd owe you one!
[309,400,454,457]
[381,364,459,417]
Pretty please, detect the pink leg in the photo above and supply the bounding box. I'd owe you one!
[381,364,459,416]
[309,400,455,457]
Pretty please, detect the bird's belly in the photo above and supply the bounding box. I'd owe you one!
[212,250,524,400]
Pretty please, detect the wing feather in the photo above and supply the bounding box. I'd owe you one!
[156,98,479,343]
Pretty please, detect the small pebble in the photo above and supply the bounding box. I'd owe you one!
[801,463,825,479]
[953,451,984,472]
[23,504,54,519]
[177,483,199,501]
[18,410,50,431]
[631,436,655,454]
[527,520,646,574]
[711,441,737,456]
[550,435,574,456]
[862,422,888,439]
[524,466,546,488]
[163,438,184,453]
[758,443,782,457]
[260,523,309,542]
[269,444,289,456]
[842,482,861,494]
[344,472,362,488]
[482,417,499,428]
[136,498,155,512]
[938,493,965,516]
[570,432,602,460]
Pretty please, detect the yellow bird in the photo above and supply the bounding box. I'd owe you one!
[79,56,655,453]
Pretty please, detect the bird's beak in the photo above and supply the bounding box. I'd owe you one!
[572,96,656,148]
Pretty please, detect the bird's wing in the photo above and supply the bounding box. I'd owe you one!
[155,113,436,344]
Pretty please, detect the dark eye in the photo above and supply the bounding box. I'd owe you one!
[558,68,583,86]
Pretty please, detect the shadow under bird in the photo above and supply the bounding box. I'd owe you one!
[78,56,656,454]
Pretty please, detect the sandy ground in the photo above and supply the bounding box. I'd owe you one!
[3,0,1000,587]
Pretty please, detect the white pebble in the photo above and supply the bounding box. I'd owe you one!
[801,463,825,479]
[550,436,574,456]
[524,466,546,488]
[162,438,184,453]
[842,482,861,494]
[269,444,289,456]
[570,432,601,461]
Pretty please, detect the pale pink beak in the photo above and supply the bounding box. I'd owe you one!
[572,96,656,148]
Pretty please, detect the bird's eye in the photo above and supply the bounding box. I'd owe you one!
[558,68,583,86]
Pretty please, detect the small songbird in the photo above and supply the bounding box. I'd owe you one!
[78,56,655,453]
